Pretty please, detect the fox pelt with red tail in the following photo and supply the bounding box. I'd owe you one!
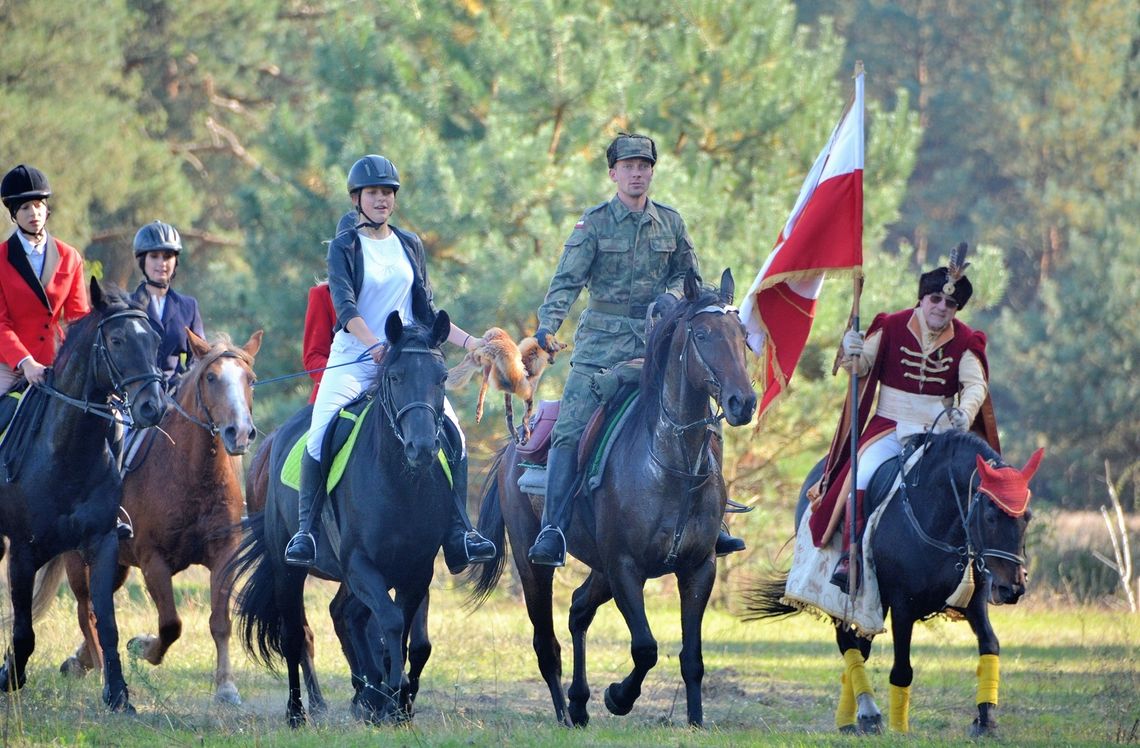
[446,328,566,443]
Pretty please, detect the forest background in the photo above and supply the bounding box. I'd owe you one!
[1,0,1137,595]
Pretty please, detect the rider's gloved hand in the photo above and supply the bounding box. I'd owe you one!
[533,327,559,354]
[842,329,865,358]
[948,407,970,431]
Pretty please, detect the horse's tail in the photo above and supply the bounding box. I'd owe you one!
[231,511,284,671]
[29,555,68,623]
[739,570,800,622]
[464,447,508,610]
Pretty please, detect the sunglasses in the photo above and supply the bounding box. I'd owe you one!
[926,293,959,310]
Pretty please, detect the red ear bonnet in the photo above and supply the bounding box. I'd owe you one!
[975,448,1044,518]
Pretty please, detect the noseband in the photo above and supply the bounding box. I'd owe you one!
[39,308,163,425]
[375,346,445,449]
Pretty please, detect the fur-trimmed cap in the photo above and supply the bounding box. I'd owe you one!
[918,267,973,308]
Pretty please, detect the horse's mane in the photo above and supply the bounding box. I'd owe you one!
[632,286,725,435]
[920,429,1003,486]
[53,283,142,372]
[369,319,442,388]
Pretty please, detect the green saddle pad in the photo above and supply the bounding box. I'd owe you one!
[280,399,452,493]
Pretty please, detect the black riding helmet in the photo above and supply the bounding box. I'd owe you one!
[347,155,400,196]
[1,165,52,220]
[134,220,182,288]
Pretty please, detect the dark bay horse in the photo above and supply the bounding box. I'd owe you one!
[745,430,1042,736]
[235,310,455,726]
[469,269,756,727]
[57,328,262,704]
[0,278,165,711]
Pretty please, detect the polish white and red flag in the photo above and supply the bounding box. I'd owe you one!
[740,67,864,417]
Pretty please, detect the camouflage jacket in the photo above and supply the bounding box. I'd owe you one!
[537,194,698,367]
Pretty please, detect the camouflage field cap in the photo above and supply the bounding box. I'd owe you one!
[606,133,657,168]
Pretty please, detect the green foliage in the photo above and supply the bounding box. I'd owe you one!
[2,0,1132,510]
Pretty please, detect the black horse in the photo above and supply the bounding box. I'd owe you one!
[234,310,455,726]
[469,269,756,727]
[0,278,165,711]
[745,430,1042,736]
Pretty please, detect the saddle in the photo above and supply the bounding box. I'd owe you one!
[0,382,47,482]
[279,391,455,495]
[516,360,642,495]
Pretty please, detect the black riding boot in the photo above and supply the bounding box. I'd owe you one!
[527,446,578,567]
[284,453,323,567]
[441,454,496,574]
[715,522,746,557]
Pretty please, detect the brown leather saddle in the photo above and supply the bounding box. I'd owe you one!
[516,399,610,472]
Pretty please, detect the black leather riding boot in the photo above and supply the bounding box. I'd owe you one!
[715,522,746,557]
[284,453,323,567]
[527,446,578,567]
[441,454,496,574]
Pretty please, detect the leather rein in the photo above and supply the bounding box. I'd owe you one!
[651,303,744,567]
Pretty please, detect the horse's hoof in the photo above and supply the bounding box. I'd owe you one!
[60,657,89,679]
[127,635,160,665]
[969,717,998,738]
[838,724,860,734]
[858,713,883,735]
[214,681,242,706]
[567,703,590,728]
[103,683,134,713]
[603,683,633,716]
[287,711,306,729]
[0,663,23,692]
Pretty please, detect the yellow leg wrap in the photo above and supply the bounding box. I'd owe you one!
[836,671,856,729]
[889,683,911,733]
[843,648,874,697]
[976,654,1000,705]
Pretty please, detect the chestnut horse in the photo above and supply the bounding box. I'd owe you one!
[468,270,756,727]
[56,329,261,704]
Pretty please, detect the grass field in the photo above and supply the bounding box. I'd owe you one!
[1,564,1136,746]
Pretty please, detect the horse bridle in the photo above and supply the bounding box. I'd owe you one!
[38,308,164,425]
[168,349,250,437]
[659,303,744,437]
[899,459,1026,580]
[653,302,746,567]
[375,345,446,449]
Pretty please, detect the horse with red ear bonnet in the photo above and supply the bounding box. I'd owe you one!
[747,431,1044,737]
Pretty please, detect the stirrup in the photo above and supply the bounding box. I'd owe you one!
[284,532,316,567]
[527,525,566,567]
[464,531,497,563]
[830,554,851,594]
[116,507,134,539]
[725,498,753,514]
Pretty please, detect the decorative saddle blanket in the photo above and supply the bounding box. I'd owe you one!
[782,446,928,638]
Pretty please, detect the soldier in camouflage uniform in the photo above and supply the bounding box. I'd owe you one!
[527,133,745,567]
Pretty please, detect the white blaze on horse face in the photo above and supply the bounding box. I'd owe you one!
[217,357,255,431]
